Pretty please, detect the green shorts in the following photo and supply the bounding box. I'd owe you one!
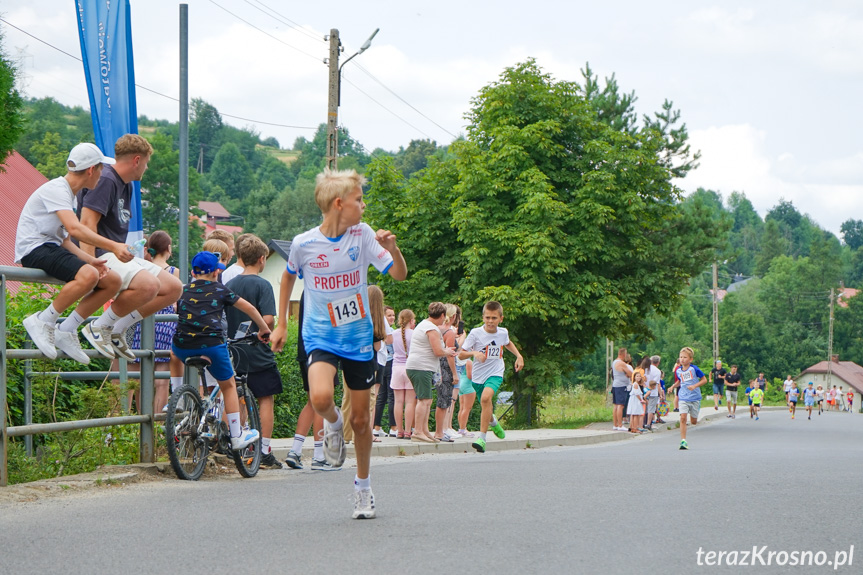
[406,369,434,400]
[473,376,504,398]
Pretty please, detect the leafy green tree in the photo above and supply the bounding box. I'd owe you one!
[30,132,67,177]
[392,139,442,179]
[256,155,295,192]
[755,219,786,276]
[642,99,701,179]
[725,191,762,276]
[0,31,24,169]
[840,219,863,250]
[190,98,223,172]
[207,142,256,205]
[366,60,725,423]
[250,179,322,242]
[580,63,638,135]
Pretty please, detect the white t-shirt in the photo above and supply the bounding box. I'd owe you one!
[783,378,793,392]
[287,222,394,362]
[405,319,442,372]
[376,324,393,366]
[220,263,244,285]
[461,326,510,384]
[647,365,662,397]
[15,177,77,263]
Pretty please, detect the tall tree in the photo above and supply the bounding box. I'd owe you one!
[0,30,24,169]
[190,98,223,172]
[207,142,256,206]
[840,219,863,250]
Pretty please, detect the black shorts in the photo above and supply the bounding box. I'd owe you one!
[241,365,283,399]
[298,356,339,392]
[308,349,375,391]
[20,243,87,283]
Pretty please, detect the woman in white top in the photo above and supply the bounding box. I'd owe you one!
[391,309,416,438]
[405,302,456,443]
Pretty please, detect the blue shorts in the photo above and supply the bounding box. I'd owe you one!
[612,386,629,406]
[172,343,234,381]
[458,367,476,396]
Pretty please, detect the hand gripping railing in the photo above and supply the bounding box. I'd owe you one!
[1,265,172,486]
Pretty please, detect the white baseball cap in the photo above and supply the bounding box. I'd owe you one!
[66,143,116,171]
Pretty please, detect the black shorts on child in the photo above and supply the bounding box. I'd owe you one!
[241,365,283,399]
[308,349,375,391]
[20,243,87,283]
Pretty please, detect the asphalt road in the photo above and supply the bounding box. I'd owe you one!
[1,409,861,575]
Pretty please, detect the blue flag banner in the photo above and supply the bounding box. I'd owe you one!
[75,0,143,252]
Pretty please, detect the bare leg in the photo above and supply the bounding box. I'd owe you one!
[458,392,475,430]
[479,387,495,433]
[308,362,339,423]
[349,388,372,480]
[404,389,416,434]
[258,395,275,439]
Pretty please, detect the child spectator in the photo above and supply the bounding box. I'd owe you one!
[674,346,706,450]
[459,300,525,453]
[270,168,407,519]
[15,143,133,363]
[391,309,416,439]
[169,251,270,452]
[225,235,284,468]
[627,372,647,433]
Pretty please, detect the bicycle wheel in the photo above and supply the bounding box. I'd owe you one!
[232,384,262,478]
[165,385,208,480]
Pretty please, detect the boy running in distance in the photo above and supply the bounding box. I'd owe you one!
[788,381,799,419]
[271,169,407,519]
[750,382,764,420]
[458,301,524,453]
[674,347,706,450]
[803,382,816,420]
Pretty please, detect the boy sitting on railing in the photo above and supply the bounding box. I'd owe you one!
[15,143,135,364]
[168,251,270,452]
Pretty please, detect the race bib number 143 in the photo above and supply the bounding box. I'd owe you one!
[327,293,366,327]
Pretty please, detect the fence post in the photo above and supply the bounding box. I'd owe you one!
[23,340,32,457]
[138,315,155,463]
[1,274,8,486]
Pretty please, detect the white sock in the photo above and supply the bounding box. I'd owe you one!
[170,377,184,393]
[38,304,60,324]
[227,412,241,438]
[490,415,498,427]
[92,307,120,329]
[261,437,271,455]
[314,441,323,460]
[354,475,371,491]
[479,432,487,441]
[112,310,143,335]
[57,311,85,333]
[330,409,344,431]
[291,434,305,454]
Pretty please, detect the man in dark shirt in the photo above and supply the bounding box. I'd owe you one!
[724,364,742,419]
[77,134,182,361]
[709,360,727,411]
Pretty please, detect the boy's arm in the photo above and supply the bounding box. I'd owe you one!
[690,376,708,390]
[375,230,407,281]
[270,269,295,353]
[57,209,133,262]
[233,297,271,341]
[60,236,109,277]
[504,341,524,372]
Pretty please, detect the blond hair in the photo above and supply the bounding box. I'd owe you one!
[368,285,387,342]
[114,134,153,159]
[314,168,366,212]
[206,229,234,248]
[398,309,415,358]
[679,347,695,360]
[202,239,229,263]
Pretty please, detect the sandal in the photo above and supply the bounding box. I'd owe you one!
[397,431,405,439]
[373,436,381,442]
[403,432,412,440]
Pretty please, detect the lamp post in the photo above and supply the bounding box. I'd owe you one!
[325,28,379,170]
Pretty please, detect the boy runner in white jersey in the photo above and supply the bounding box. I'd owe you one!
[271,169,407,519]
[459,300,524,453]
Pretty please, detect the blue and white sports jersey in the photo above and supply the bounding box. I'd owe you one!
[288,223,394,361]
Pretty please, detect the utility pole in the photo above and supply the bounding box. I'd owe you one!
[827,287,835,385]
[325,29,341,170]
[712,262,719,366]
[605,338,614,407]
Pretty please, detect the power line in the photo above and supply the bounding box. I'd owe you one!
[207,0,322,62]
[352,62,459,140]
[243,0,325,44]
[0,17,317,132]
[341,75,432,139]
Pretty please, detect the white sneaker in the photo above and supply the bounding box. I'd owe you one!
[53,329,90,364]
[230,428,260,451]
[82,323,115,359]
[444,429,460,441]
[23,313,57,359]
[352,488,376,519]
[323,418,347,468]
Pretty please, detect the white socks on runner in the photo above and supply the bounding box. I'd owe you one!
[354,475,370,492]
[292,434,305,454]
[330,409,344,431]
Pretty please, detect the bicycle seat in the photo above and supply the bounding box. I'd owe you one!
[184,356,212,370]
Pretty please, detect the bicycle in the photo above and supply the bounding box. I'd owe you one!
[164,334,264,480]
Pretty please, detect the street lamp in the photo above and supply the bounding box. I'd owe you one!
[326,28,379,169]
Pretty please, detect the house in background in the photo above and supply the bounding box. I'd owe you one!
[197,200,243,236]
[0,151,50,294]
[798,356,863,413]
[263,239,303,319]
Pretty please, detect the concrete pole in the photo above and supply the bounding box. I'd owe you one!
[712,262,719,366]
[178,4,189,280]
[326,29,340,170]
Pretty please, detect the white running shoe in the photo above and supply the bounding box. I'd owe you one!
[230,428,260,451]
[82,323,115,359]
[323,418,347,468]
[53,329,90,364]
[444,429,461,441]
[23,313,57,359]
[352,488,376,519]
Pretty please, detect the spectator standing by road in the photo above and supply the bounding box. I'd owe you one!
[709,360,726,411]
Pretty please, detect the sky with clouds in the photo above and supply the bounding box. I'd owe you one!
[1,0,861,236]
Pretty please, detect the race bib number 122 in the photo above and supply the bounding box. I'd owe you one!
[327,293,366,327]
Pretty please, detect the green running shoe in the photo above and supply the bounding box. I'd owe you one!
[472,437,486,453]
[679,439,688,450]
[490,421,506,439]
